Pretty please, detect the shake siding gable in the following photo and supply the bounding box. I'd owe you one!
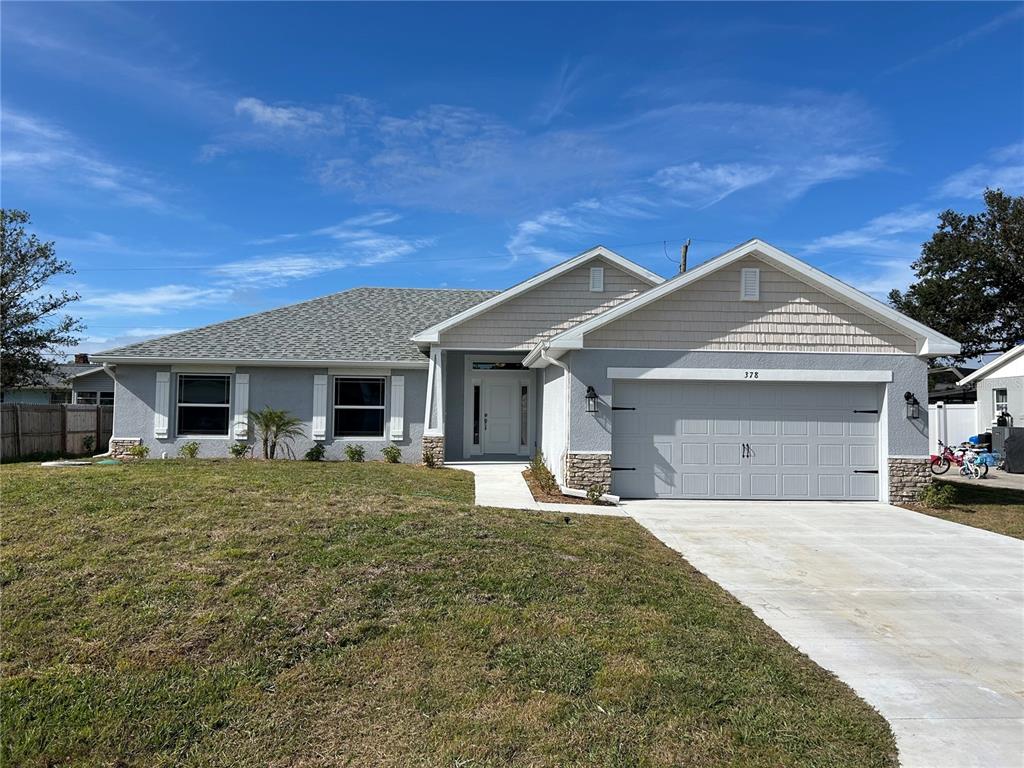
[439,259,651,350]
[584,257,917,354]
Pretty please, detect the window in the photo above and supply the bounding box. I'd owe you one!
[520,385,528,447]
[740,267,760,301]
[334,377,385,437]
[589,266,604,292]
[75,390,112,405]
[50,391,72,404]
[472,384,481,446]
[994,388,1008,414]
[75,391,97,405]
[99,391,114,406]
[471,361,525,370]
[176,374,230,436]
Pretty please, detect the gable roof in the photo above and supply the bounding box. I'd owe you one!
[410,245,663,345]
[525,239,961,365]
[8,363,104,391]
[957,345,1024,386]
[91,287,497,366]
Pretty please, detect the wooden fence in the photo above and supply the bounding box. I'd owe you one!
[1,404,114,460]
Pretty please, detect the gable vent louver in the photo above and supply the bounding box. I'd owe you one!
[740,267,760,301]
[589,266,605,292]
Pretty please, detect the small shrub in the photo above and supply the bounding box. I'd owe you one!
[82,435,96,454]
[918,482,957,509]
[304,443,326,461]
[178,441,200,459]
[228,441,252,459]
[586,483,606,504]
[126,443,150,460]
[344,444,366,462]
[530,451,558,493]
[382,444,402,464]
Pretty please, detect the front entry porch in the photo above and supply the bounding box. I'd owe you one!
[423,349,540,462]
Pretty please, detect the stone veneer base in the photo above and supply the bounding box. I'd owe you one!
[565,452,612,492]
[109,437,143,459]
[422,435,445,467]
[888,457,931,504]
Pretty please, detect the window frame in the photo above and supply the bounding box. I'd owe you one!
[74,391,98,405]
[332,376,387,439]
[175,373,231,438]
[994,387,1009,414]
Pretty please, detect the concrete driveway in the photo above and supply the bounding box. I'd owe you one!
[622,500,1024,768]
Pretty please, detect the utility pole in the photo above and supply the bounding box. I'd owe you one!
[680,239,690,273]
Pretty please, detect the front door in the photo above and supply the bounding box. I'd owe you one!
[483,380,519,454]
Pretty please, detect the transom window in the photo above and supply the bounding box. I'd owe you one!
[75,390,114,406]
[334,377,385,437]
[176,374,230,436]
[471,361,525,370]
[994,388,1008,414]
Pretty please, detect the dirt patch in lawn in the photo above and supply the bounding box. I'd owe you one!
[522,468,612,505]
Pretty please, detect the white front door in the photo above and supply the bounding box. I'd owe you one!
[483,380,519,454]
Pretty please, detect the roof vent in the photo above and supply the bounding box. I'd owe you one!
[589,266,604,292]
[740,267,760,301]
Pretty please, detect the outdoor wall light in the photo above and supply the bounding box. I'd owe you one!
[903,391,921,420]
[585,385,599,413]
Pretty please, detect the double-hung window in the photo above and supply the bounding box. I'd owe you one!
[176,374,230,436]
[334,377,385,437]
[75,390,114,405]
[994,388,1008,414]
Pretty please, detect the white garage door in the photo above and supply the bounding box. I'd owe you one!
[611,380,881,500]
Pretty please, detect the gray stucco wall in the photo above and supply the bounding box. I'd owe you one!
[977,376,1023,431]
[565,350,929,457]
[112,364,427,461]
[72,370,115,399]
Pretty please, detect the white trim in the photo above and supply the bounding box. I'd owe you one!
[566,450,612,455]
[154,371,170,439]
[329,367,390,376]
[878,385,889,504]
[410,246,663,344]
[957,345,1024,386]
[528,346,917,366]
[171,364,236,374]
[66,366,109,380]
[888,455,931,459]
[389,375,405,440]
[541,239,960,358]
[606,367,894,383]
[91,356,428,368]
[233,373,250,439]
[424,346,444,436]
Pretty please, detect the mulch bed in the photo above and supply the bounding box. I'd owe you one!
[522,468,612,506]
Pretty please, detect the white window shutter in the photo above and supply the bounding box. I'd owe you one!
[154,371,170,438]
[589,266,604,292]
[389,375,405,439]
[740,267,760,301]
[233,373,250,438]
[312,375,328,440]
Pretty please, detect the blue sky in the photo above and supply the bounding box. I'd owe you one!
[3,2,1022,354]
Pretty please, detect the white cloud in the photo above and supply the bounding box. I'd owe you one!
[885,6,1024,75]
[936,141,1024,199]
[533,59,586,125]
[234,97,330,132]
[2,108,174,213]
[123,327,186,337]
[805,207,937,254]
[213,255,350,285]
[80,284,232,315]
[652,162,778,207]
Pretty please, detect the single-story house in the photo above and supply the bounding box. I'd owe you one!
[91,239,960,504]
[927,365,977,404]
[1,355,114,405]
[957,345,1023,432]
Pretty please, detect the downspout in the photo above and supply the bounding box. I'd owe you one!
[539,344,571,483]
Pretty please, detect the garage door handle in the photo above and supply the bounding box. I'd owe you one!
[612,406,636,411]
[853,470,879,474]
[853,409,879,414]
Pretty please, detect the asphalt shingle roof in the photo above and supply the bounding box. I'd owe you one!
[95,287,498,363]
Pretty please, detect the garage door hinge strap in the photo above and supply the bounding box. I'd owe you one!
[611,467,636,471]
[611,406,636,411]
[853,409,879,414]
[853,470,879,474]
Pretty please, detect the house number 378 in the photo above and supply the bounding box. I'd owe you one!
[744,371,759,379]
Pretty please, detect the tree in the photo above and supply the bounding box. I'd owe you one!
[889,189,1024,362]
[248,406,305,459]
[1,210,82,390]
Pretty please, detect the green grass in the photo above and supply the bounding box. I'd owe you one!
[1,460,897,767]
[913,479,1024,539]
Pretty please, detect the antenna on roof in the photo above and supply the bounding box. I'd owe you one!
[680,239,690,273]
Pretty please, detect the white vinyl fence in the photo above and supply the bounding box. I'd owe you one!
[928,402,977,454]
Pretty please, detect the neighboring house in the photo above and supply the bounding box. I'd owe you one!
[957,345,1024,432]
[927,365,977,404]
[0,355,113,405]
[92,239,960,504]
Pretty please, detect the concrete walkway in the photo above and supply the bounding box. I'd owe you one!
[623,499,1024,768]
[946,469,1024,492]
[448,461,625,516]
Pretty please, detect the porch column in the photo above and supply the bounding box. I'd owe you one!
[422,346,445,465]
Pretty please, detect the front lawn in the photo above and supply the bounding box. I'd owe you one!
[912,479,1024,539]
[1,460,896,767]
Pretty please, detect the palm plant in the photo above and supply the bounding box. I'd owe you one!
[248,406,305,459]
